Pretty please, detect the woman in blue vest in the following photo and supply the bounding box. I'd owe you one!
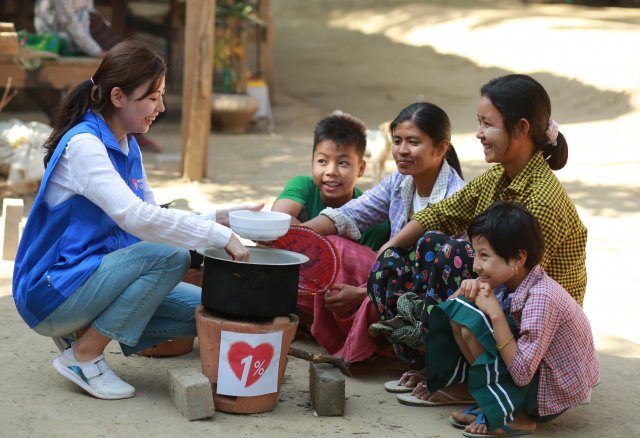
[13,40,253,400]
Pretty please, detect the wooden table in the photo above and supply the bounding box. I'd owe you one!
[0,56,101,91]
[0,55,101,117]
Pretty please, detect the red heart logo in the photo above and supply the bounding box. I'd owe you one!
[227,342,275,388]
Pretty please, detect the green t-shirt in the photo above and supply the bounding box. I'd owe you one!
[275,175,391,251]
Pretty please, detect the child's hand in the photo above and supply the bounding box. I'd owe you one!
[452,279,482,302]
[474,285,502,320]
[324,284,366,316]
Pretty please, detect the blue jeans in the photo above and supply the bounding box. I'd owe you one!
[33,242,200,356]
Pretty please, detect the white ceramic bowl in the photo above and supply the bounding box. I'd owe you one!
[228,210,291,241]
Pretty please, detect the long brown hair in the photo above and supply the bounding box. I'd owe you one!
[43,40,166,167]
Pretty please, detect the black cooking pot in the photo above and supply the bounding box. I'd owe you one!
[198,247,309,319]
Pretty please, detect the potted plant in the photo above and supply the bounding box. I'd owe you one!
[210,0,263,133]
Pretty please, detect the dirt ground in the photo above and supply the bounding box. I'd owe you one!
[1,0,639,436]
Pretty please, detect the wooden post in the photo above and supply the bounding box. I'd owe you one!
[181,0,216,181]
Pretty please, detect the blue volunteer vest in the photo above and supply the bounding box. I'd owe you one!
[13,111,144,328]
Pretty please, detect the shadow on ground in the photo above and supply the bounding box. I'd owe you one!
[273,0,635,133]
[459,160,640,217]
[1,292,639,437]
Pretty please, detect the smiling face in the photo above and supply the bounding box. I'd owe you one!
[111,76,166,139]
[392,120,445,177]
[471,235,519,290]
[312,140,365,207]
[476,96,515,164]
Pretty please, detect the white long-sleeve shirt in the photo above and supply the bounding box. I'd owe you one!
[46,133,232,250]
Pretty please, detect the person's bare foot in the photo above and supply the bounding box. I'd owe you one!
[463,411,536,436]
[411,382,472,403]
[410,381,430,398]
[398,368,426,388]
[450,406,481,427]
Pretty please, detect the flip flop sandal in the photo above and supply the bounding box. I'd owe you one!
[397,389,474,407]
[383,370,425,393]
[462,426,533,438]
[383,379,413,393]
[448,405,482,429]
[461,412,534,437]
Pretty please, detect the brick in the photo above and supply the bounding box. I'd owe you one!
[167,368,215,421]
[1,198,24,261]
[309,362,345,416]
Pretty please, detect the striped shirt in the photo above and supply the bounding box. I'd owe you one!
[508,266,599,416]
[321,161,466,240]
[413,152,588,305]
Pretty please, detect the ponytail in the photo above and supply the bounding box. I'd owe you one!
[43,79,93,167]
[42,40,166,168]
[540,131,568,171]
[444,144,464,180]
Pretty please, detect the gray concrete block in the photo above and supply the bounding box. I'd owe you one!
[167,368,215,421]
[1,198,24,261]
[309,362,345,416]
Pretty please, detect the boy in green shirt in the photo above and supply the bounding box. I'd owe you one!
[273,112,390,250]
[272,111,391,362]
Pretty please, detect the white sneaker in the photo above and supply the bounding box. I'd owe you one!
[53,348,135,400]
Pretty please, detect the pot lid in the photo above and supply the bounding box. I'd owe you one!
[196,246,308,266]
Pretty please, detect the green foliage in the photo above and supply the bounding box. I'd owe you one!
[213,0,263,93]
[216,0,265,27]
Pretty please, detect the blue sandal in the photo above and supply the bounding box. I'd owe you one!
[461,412,534,437]
[448,405,482,429]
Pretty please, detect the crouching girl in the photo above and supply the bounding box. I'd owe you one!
[427,201,599,437]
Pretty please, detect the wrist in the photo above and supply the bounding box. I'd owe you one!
[489,310,506,323]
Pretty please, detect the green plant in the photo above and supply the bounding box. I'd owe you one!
[213,0,264,93]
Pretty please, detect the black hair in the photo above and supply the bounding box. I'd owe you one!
[480,74,568,170]
[389,102,464,179]
[312,112,367,159]
[43,40,166,167]
[467,201,544,270]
